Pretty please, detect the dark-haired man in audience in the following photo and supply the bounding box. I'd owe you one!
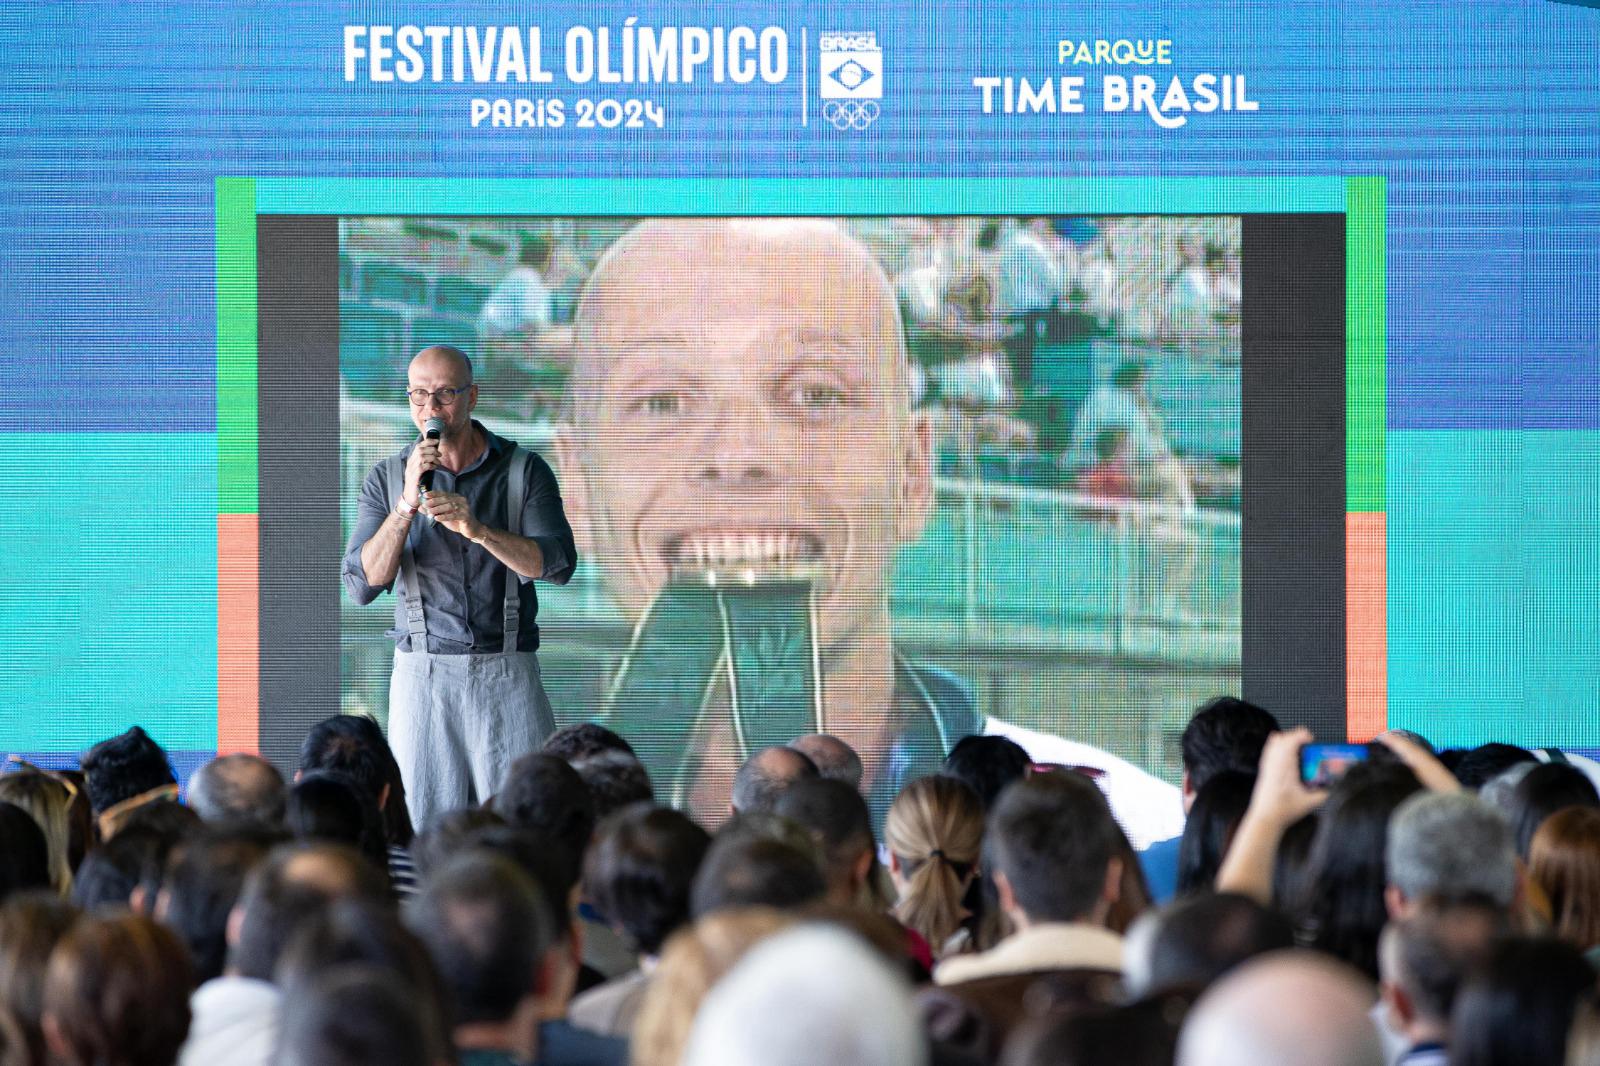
[942,734,1031,809]
[80,725,179,840]
[730,746,818,816]
[187,754,286,827]
[299,714,417,894]
[936,771,1126,986]
[1138,696,1280,902]
[177,842,390,1066]
[570,807,712,1037]
[774,777,878,908]
[1377,904,1505,1066]
[568,750,654,820]
[409,852,557,1066]
[790,734,865,789]
[544,722,637,763]
[556,218,1180,842]
[156,824,287,984]
[1123,891,1294,997]
[278,966,435,1066]
[690,827,827,918]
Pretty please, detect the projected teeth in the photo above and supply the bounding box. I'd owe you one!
[668,531,822,567]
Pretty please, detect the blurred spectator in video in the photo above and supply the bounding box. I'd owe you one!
[1527,806,1600,965]
[1066,360,1194,510]
[185,754,285,828]
[80,726,179,841]
[480,233,557,340]
[0,894,79,1066]
[570,807,711,1037]
[0,770,75,895]
[42,914,194,1066]
[557,218,1181,844]
[790,734,865,790]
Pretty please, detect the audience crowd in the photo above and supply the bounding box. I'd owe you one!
[2,701,1598,1066]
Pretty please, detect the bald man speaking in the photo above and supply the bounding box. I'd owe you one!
[556,219,1180,843]
[343,344,577,824]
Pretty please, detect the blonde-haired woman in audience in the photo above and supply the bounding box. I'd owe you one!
[883,774,985,960]
[630,907,795,1066]
[0,771,76,895]
[1529,806,1600,969]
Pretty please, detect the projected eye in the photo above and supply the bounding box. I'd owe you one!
[641,392,683,416]
[783,378,850,415]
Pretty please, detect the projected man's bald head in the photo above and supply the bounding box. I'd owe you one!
[557,218,934,656]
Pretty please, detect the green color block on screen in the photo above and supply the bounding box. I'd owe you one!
[0,434,217,750]
[1346,177,1385,512]
[1387,429,1600,750]
[217,177,257,514]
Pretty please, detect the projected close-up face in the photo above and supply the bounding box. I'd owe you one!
[557,219,932,650]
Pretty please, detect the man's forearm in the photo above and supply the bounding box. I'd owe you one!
[471,525,546,580]
[359,511,414,589]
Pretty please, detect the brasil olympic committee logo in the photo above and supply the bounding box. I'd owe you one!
[818,30,882,130]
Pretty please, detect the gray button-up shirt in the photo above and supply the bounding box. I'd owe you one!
[341,425,577,653]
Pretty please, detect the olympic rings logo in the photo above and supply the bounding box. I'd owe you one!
[821,100,880,131]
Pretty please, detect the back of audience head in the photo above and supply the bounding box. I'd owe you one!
[1126,892,1294,997]
[228,841,390,982]
[1528,805,1600,952]
[1175,771,1254,897]
[298,714,414,846]
[1385,790,1517,915]
[1508,761,1600,859]
[155,824,285,984]
[570,749,655,819]
[1477,760,1536,820]
[585,806,711,958]
[185,753,285,827]
[70,810,195,913]
[277,965,435,1066]
[1270,811,1320,913]
[285,771,388,870]
[0,772,75,894]
[413,807,506,876]
[1177,951,1383,1066]
[41,913,193,1066]
[543,721,636,762]
[730,746,818,815]
[942,735,1030,810]
[632,907,797,1066]
[1571,997,1600,1066]
[681,925,925,1066]
[407,851,556,1053]
[1296,761,1422,980]
[690,828,826,918]
[1452,742,1536,791]
[275,898,451,1062]
[1376,901,1505,1053]
[884,774,984,953]
[1450,936,1597,1066]
[0,802,52,904]
[0,894,79,1066]
[986,769,1123,927]
[789,734,865,789]
[1003,997,1183,1066]
[773,778,876,907]
[495,752,597,863]
[79,726,175,817]
[1180,697,1280,809]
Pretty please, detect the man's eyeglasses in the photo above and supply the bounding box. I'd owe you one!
[407,386,472,406]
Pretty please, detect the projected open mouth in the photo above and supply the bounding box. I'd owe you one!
[662,530,825,577]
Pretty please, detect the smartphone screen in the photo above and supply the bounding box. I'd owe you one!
[1300,743,1371,787]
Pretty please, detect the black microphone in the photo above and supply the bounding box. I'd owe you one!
[419,417,444,493]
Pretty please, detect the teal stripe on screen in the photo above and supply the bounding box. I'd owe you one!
[1387,429,1600,750]
[0,434,217,751]
[252,177,1346,216]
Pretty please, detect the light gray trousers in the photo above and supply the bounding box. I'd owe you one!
[388,648,555,828]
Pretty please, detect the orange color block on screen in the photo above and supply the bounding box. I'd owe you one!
[218,514,260,755]
[1347,512,1387,741]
